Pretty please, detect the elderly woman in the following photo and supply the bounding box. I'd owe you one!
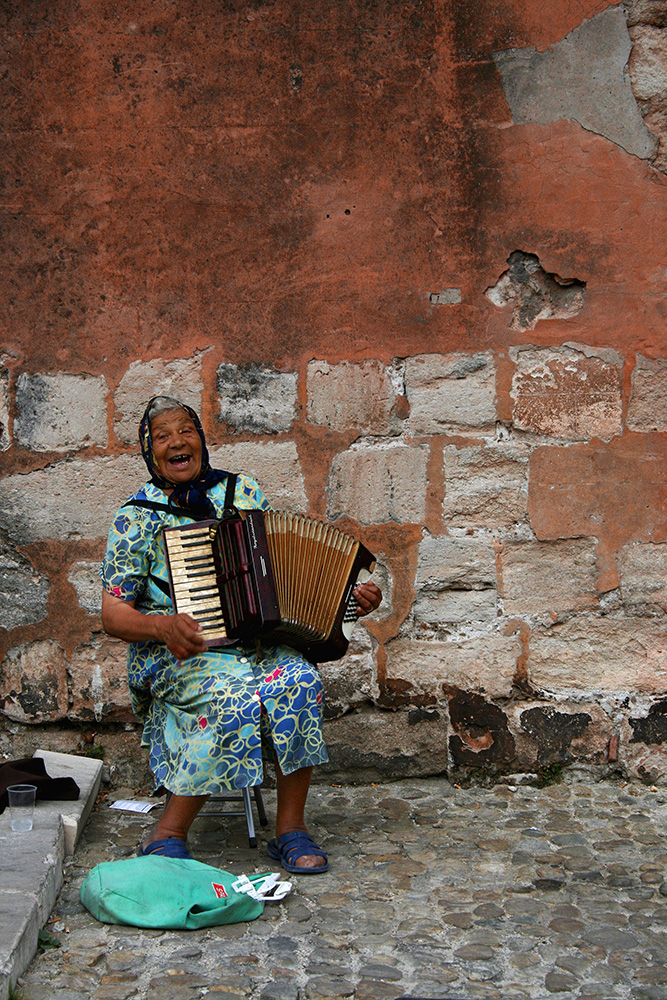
[101,395,381,873]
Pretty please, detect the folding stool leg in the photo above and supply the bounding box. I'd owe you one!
[253,786,268,827]
[242,787,258,848]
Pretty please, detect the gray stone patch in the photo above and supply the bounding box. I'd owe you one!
[0,365,9,451]
[327,441,428,525]
[14,373,109,453]
[413,587,498,626]
[494,5,656,158]
[68,561,103,615]
[429,288,462,305]
[416,534,497,590]
[318,627,378,717]
[627,355,667,431]
[113,356,204,443]
[0,534,49,629]
[0,639,68,722]
[217,363,297,433]
[500,538,599,615]
[306,359,400,436]
[443,442,530,529]
[0,454,145,544]
[486,251,585,331]
[412,534,499,629]
[405,352,496,434]
[618,541,667,605]
[209,441,307,512]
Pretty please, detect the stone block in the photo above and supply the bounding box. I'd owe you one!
[0,536,49,629]
[209,441,307,512]
[327,441,428,524]
[621,707,667,785]
[507,700,612,772]
[413,534,498,628]
[0,640,68,723]
[627,355,667,431]
[416,535,496,590]
[114,356,204,443]
[68,636,131,721]
[499,538,599,615]
[14,373,109,452]
[447,689,515,769]
[528,437,667,550]
[628,25,667,100]
[217,363,297,433]
[68,561,103,615]
[413,589,498,626]
[0,454,145,544]
[529,615,667,694]
[0,819,64,922]
[510,346,622,441]
[443,443,530,529]
[618,542,667,605]
[404,353,496,434]
[306,360,399,435]
[0,891,40,1000]
[322,707,448,781]
[0,366,9,451]
[494,5,656,158]
[385,634,519,700]
[318,626,378,718]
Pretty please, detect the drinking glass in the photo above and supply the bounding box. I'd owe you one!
[7,784,37,832]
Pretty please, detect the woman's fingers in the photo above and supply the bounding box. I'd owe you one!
[159,613,206,659]
[354,582,382,616]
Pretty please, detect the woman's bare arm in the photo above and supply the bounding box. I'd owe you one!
[101,590,206,660]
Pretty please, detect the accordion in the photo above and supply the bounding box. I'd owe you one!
[162,511,376,662]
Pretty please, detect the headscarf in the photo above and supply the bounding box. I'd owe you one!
[139,397,231,521]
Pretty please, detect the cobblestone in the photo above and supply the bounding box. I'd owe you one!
[13,777,667,999]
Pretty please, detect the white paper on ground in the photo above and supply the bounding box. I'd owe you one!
[109,799,160,813]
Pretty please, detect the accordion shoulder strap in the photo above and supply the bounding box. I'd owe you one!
[122,499,188,516]
[121,471,239,520]
[221,473,237,519]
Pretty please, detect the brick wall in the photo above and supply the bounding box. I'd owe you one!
[1,0,667,786]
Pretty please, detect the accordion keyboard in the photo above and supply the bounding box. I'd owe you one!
[162,524,228,644]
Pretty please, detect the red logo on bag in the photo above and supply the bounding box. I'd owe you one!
[212,883,228,898]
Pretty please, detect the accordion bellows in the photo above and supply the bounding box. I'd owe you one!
[162,511,376,662]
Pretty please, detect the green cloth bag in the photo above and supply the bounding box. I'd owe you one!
[80,855,269,928]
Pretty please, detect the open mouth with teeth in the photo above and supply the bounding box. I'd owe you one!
[167,454,193,469]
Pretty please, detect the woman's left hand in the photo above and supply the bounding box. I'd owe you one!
[354,581,382,617]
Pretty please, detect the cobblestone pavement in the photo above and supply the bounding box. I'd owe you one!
[14,775,667,1000]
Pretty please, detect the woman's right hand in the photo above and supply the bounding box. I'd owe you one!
[154,613,207,660]
[102,591,206,660]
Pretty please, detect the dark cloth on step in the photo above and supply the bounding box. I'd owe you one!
[0,757,80,815]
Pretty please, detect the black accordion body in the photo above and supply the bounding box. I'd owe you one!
[162,511,376,663]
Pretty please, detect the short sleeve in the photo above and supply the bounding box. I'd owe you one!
[233,474,272,512]
[100,508,152,602]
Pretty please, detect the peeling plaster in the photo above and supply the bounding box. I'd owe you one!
[494,5,657,159]
[486,251,585,330]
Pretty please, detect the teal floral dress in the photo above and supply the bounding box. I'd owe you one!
[101,475,328,795]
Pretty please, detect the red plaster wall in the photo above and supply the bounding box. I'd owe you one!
[2,0,667,782]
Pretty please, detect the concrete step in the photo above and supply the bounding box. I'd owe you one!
[0,751,102,1000]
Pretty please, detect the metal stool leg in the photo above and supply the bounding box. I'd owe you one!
[253,785,268,827]
[242,787,258,848]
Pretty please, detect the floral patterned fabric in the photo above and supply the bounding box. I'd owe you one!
[101,475,328,794]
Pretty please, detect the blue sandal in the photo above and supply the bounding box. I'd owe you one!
[267,831,329,874]
[138,837,192,860]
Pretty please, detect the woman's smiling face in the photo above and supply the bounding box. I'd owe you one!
[150,408,203,486]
